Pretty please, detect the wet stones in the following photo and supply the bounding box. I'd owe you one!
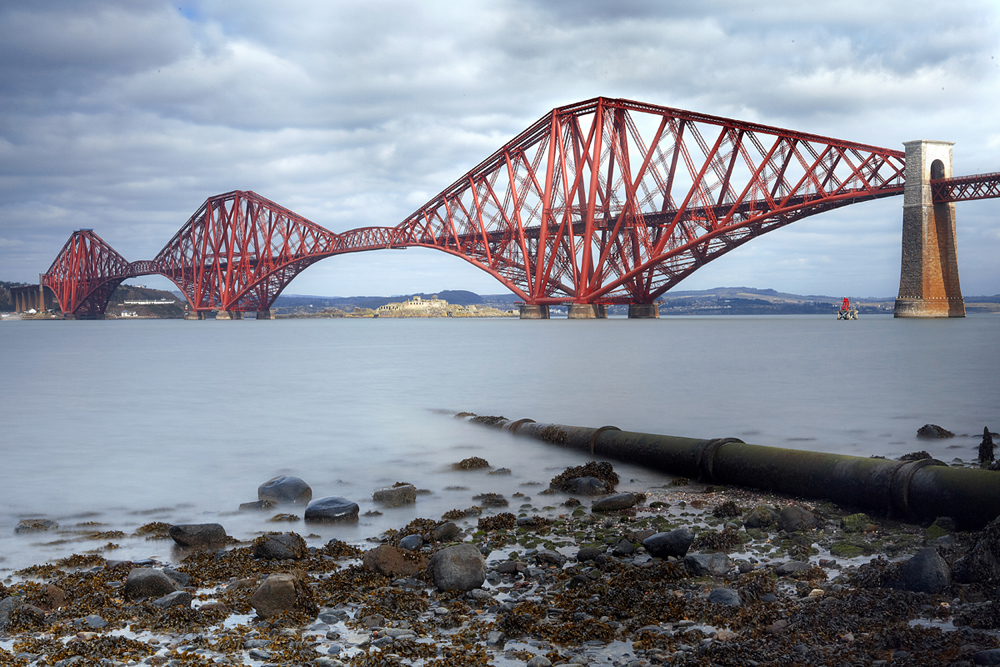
[14,518,59,534]
[253,532,308,560]
[707,587,742,606]
[373,484,417,507]
[643,528,694,559]
[304,496,360,523]
[428,543,486,591]
[258,475,313,505]
[124,568,181,601]
[398,534,423,551]
[362,544,427,578]
[591,493,640,512]
[899,547,950,594]
[249,573,315,618]
[685,553,734,577]
[168,523,227,549]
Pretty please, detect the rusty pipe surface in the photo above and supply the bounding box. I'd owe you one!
[462,414,1000,528]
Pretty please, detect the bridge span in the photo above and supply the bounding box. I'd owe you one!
[22,97,1000,319]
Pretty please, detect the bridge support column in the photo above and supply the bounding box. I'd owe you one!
[519,304,550,319]
[256,310,272,320]
[184,311,205,320]
[894,140,965,318]
[567,304,607,319]
[37,274,46,312]
[628,303,659,319]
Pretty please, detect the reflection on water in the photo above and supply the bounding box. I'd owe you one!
[1,315,997,571]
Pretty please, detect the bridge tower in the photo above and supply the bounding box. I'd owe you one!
[894,140,965,317]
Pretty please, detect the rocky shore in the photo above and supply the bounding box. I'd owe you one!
[3,462,1000,667]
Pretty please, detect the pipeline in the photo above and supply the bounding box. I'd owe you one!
[461,414,1000,528]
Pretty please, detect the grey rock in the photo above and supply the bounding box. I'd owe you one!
[565,477,607,495]
[398,534,423,551]
[974,649,1000,665]
[250,573,311,618]
[685,553,733,577]
[612,538,635,557]
[373,484,417,507]
[777,506,819,532]
[168,523,227,549]
[14,518,59,534]
[643,529,694,559]
[305,496,360,523]
[151,591,193,609]
[244,639,272,649]
[124,568,181,601]
[433,522,461,542]
[162,567,190,587]
[253,532,308,560]
[239,499,276,512]
[577,546,603,562]
[775,561,812,577]
[707,588,742,607]
[0,597,17,630]
[526,657,553,667]
[953,516,1000,584]
[917,424,955,439]
[428,543,487,591]
[591,493,639,512]
[535,549,567,567]
[900,547,950,594]
[248,649,272,660]
[743,506,778,530]
[258,475,312,505]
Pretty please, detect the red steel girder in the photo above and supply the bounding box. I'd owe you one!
[932,172,1000,203]
[42,230,131,317]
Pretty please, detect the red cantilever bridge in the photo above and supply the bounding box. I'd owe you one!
[31,97,1000,319]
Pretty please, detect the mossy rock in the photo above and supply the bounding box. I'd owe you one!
[745,528,766,542]
[925,523,949,540]
[841,513,871,533]
[830,542,864,558]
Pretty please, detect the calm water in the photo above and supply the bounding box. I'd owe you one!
[1,314,998,572]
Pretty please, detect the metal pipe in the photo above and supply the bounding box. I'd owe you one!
[464,415,1000,528]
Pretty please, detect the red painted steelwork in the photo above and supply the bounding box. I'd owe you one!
[39,97,999,316]
[932,172,1000,203]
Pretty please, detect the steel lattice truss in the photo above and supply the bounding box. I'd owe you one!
[932,172,1000,203]
[39,97,1000,316]
[43,230,132,317]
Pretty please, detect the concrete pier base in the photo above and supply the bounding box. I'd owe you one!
[894,140,965,318]
[255,310,272,320]
[567,304,607,319]
[519,304,550,319]
[184,311,205,320]
[628,303,659,319]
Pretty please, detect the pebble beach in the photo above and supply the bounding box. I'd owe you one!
[3,456,1000,667]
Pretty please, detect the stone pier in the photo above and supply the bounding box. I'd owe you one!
[567,304,607,319]
[519,304,550,319]
[894,140,965,318]
[255,310,273,320]
[627,303,659,319]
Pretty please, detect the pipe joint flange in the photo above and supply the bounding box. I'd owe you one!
[889,457,945,519]
[589,425,621,455]
[696,437,744,483]
[505,418,536,435]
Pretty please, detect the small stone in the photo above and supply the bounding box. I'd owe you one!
[250,573,315,618]
[685,553,733,576]
[577,546,603,562]
[526,657,553,667]
[151,591,193,609]
[840,513,871,533]
[776,561,812,577]
[168,523,227,549]
[743,506,778,530]
[974,648,1000,665]
[612,538,635,557]
[535,549,567,567]
[565,477,607,495]
[433,522,460,542]
[643,528,694,559]
[258,475,312,505]
[900,547,950,594]
[707,588,742,606]
[917,424,955,438]
[305,496,360,523]
[398,534,423,551]
[777,506,819,532]
[363,544,427,578]
[373,484,417,507]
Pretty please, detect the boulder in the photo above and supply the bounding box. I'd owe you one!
[535,549,567,567]
[743,506,778,530]
[373,484,417,507]
[564,476,607,495]
[577,546,603,562]
[0,597,17,630]
[643,529,694,559]
[685,553,734,577]
[124,568,181,601]
[917,424,955,438]
[591,493,640,512]
[775,561,812,577]
[612,539,635,557]
[953,516,1000,585]
[433,522,461,542]
[151,590,193,609]
[708,588,742,607]
[777,506,819,532]
[253,532,309,560]
[363,544,427,578]
[428,543,486,591]
[168,523,227,549]
[250,573,315,618]
[899,547,950,594]
[37,584,67,612]
[304,496,359,523]
[258,475,312,505]
[14,518,59,534]
[398,534,424,551]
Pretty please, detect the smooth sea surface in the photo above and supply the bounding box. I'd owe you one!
[1,314,998,573]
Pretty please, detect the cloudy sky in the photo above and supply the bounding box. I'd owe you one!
[2,0,998,298]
